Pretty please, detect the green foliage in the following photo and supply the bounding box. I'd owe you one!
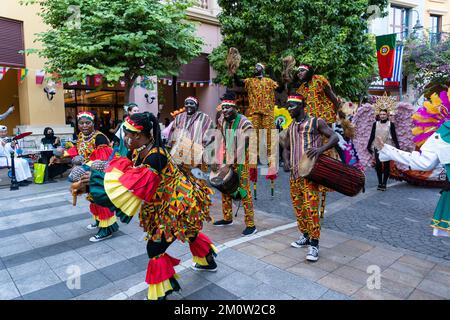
[21,0,203,101]
[403,33,450,99]
[209,0,388,100]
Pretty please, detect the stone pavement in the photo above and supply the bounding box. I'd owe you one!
[0,176,449,300]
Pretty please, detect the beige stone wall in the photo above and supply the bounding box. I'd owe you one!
[1,0,67,132]
[425,0,450,33]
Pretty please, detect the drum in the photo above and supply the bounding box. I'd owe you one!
[209,165,240,198]
[170,135,203,165]
[299,154,365,197]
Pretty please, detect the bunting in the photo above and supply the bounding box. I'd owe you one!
[0,67,10,81]
[17,68,28,84]
[35,69,45,85]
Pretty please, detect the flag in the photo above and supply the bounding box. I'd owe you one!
[35,70,45,85]
[0,67,10,81]
[186,82,191,88]
[193,82,197,88]
[168,80,172,86]
[120,80,126,88]
[94,74,103,86]
[17,68,28,83]
[180,82,185,87]
[376,34,396,79]
[384,44,404,87]
[199,82,204,88]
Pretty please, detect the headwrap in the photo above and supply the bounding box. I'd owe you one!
[297,65,310,71]
[0,125,7,132]
[123,116,144,133]
[287,95,305,104]
[256,63,265,70]
[185,96,199,106]
[77,111,95,122]
[221,100,237,108]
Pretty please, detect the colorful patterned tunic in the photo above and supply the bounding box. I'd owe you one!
[137,148,213,243]
[76,131,108,160]
[244,77,278,116]
[296,75,336,124]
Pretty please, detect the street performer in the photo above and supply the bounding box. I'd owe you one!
[56,111,118,242]
[282,94,338,261]
[378,88,450,238]
[168,96,214,177]
[213,91,257,237]
[87,112,218,300]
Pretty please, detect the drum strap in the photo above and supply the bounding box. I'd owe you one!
[224,114,247,200]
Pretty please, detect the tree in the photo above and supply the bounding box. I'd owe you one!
[209,0,389,100]
[403,33,450,101]
[22,0,203,102]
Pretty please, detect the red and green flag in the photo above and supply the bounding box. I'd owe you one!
[17,68,28,84]
[376,33,396,79]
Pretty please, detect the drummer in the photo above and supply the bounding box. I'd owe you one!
[213,91,257,237]
[282,94,338,261]
[168,96,214,176]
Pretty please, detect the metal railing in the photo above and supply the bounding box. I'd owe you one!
[196,0,209,9]
[429,32,449,46]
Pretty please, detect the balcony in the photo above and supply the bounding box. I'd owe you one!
[188,0,220,25]
[429,31,449,46]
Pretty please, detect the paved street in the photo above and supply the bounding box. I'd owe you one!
[0,169,449,300]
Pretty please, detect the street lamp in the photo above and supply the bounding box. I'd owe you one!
[411,9,423,38]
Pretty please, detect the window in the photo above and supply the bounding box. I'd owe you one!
[430,15,442,45]
[389,6,410,40]
[0,17,25,67]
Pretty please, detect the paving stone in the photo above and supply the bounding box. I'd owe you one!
[87,251,127,269]
[319,289,352,300]
[417,279,450,299]
[14,271,61,296]
[261,253,299,269]
[22,282,75,300]
[2,250,42,269]
[0,269,12,283]
[313,257,344,273]
[113,270,147,292]
[44,250,86,269]
[286,262,329,282]
[397,255,436,271]
[358,247,403,267]
[425,268,450,287]
[216,271,262,298]
[72,282,122,300]
[53,259,96,282]
[176,270,212,298]
[237,243,273,259]
[0,281,20,300]
[68,270,112,297]
[378,276,416,299]
[100,259,144,282]
[128,254,149,269]
[351,287,402,300]
[317,273,364,296]
[331,265,371,285]
[184,283,238,300]
[8,259,52,281]
[388,260,432,279]
[407,289,446,300]
[0,235,34,257]
[216,248,268,276]
[346,257,390,273]
[253,265,328,299]
[241,283,293,300]
[195,262,237,283]
[250,238,289,252]
[381,267,424,288]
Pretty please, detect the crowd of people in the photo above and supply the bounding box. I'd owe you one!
[1,60,448,301]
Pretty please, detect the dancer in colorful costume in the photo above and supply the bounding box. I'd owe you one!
[112,103,140,156]
[90,112,217,300]
[282,94,338,261]
[378,88,450,237]
[62,111,118,242]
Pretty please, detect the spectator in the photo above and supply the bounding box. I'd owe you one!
[40,127,70,182]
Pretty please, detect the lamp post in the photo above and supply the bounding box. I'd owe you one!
[410,9,423,39]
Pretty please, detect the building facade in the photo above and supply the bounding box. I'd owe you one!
[0,0,224,144]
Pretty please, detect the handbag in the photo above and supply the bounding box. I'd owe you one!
[33,163,46,184]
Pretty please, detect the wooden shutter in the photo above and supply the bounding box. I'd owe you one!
[0,17,25,68]
[178,53,210,82]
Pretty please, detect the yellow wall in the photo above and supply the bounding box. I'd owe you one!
[0,0,65,127]
[425,0,450,33]
[0,70,20,135]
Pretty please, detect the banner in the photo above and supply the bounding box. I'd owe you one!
[35,70,45,85]
[17,68,28,84]
[376,33,396,79]
[0,67,9,81]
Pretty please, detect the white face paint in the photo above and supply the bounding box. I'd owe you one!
[126,137,133,147]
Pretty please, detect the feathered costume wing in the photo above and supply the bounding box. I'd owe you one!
[352,103,375,169]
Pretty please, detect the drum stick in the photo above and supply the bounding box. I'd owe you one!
[72,191,77,206]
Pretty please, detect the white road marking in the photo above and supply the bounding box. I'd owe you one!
[404,217,419,223]
[366,224,380,230]
[19,192,69,202]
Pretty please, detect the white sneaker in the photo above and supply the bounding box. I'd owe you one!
[290,236,310,248]
[306,245,319,262]
[89,234,112,242]
[86,223,98,230]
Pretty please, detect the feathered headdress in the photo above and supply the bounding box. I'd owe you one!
[372,92,397,115]
[412,88,450,147]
